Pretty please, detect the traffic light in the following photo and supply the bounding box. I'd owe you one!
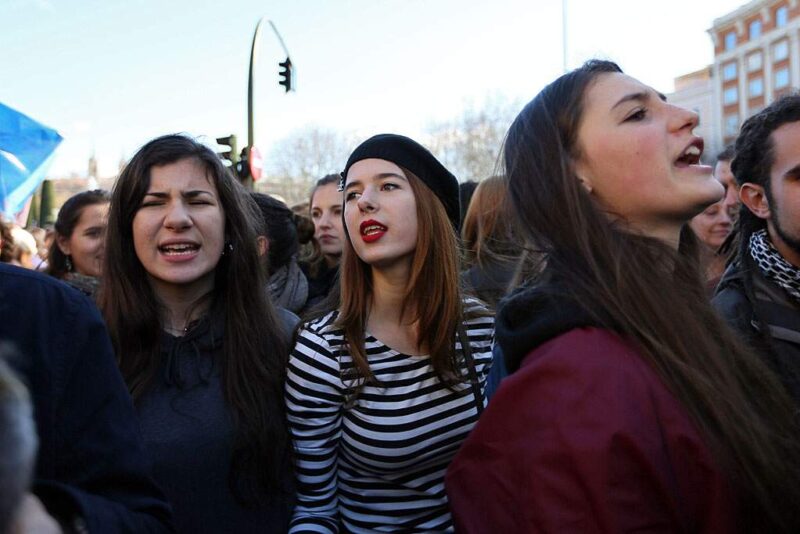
[216,135,238,170]
[236,147,251,181]
[278,57,294,93]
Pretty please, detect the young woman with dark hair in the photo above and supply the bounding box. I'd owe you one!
[446,61,800,532]
[99,134,295,533]
[460,175,520,309]
[251,192,309,314]
[286,134,494,532]
[45,189,110,298]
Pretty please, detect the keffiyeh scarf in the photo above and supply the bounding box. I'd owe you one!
[749,228,800,301]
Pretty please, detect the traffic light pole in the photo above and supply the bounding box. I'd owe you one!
[243,19,266,190]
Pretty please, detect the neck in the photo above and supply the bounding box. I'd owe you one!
[324,253,340,269]
[699,245,726,282]
[768,224,800,269]
[150,275,215,335]
[368,260,413,326]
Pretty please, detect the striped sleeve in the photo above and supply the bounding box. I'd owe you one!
[286,319,345,534]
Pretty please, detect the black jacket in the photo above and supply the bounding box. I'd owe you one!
[0,263,174,532]
[713,257,800,406]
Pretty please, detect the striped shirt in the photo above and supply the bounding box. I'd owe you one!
[286,300,494,533]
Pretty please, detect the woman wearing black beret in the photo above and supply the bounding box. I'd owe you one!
[285,134,494,532]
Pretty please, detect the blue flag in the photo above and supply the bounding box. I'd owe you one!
[0,103,62,217]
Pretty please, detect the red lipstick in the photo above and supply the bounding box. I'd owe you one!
[360,219,387,243]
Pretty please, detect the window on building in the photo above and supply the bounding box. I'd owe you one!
[776,5,789,27]
[725,31,737,50]
[774,40,789,61]
[749,77,764,97]
[723,61,738,81]
[725,114,739,137]
[775,67,790,89]
[723,86,739,105]
[748,51,763,71]
[749,20,762,39]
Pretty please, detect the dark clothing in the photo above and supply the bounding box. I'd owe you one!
[300,261,338,313]
[137,306,299,534]
[713,257,800,405]
[460,258,517,310]
[0,263,173,533]
[447,283,736,533]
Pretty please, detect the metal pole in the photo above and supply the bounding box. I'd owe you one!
[562,0,568,72]
[247,18,265,150]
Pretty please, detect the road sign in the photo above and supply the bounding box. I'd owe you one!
[249,146,263,181]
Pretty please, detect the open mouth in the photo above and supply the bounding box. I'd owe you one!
[360,220,387,243]
[158,243,200,256]
[675,139,704,167]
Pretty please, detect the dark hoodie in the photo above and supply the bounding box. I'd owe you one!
[135,306,299,534]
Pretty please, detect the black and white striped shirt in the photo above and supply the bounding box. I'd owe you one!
[286,300,494,533]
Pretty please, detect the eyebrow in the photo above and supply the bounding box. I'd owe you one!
[343,172,407,191]
[783,163,800,178]
[611,90,667,110]
[143,190,215,198]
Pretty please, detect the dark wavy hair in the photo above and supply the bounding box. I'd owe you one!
[99,134,292,504]
[504,59,800,531]
[732,93,800,253]
[251,193,299,274]
[46,189,110,279]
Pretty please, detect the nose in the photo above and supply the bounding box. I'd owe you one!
[669,103,699,133]
[164,200,192,230]
[318,211,333,230]
[356,187,377,213]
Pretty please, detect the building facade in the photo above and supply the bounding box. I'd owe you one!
[709,0,800,146]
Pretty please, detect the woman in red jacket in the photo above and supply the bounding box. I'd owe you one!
[446,60,800,532]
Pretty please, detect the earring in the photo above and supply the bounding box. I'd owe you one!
[65,255,73,272]
[221,242,234,256]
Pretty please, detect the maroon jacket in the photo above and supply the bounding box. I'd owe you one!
[446,327,737,533]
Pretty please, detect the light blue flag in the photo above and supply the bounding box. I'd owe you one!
[0,103,63,217]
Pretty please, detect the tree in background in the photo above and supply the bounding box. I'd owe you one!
[425,95,521,182]
[267,125,355,185]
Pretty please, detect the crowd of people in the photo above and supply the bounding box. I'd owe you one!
[2,59,800,533]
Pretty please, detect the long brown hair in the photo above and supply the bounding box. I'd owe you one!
[99,134,292,503]
[336,168,465,390]
[504,59,800,531]
[461,175,518,269]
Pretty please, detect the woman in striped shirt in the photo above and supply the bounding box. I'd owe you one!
[285,134,494,533]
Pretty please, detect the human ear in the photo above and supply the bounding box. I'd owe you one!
[256,235,268,257]
[739,183,771,220]
[571,158,594,194]
[56,234,71,256]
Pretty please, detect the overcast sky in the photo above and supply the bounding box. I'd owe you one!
[0,0,746,177]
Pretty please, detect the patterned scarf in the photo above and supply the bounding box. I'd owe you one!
[749,229,800,301]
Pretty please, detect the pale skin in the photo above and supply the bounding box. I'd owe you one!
[344,159,426,356]
[132,158,226,335]
[574,73,723,249]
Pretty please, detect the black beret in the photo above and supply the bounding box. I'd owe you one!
[341,134,460,229]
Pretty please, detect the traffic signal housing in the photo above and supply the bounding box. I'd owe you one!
[278,57,294,93]
[216,135,239,172]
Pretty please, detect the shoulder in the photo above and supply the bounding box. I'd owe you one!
[511,327,663,403]
[275,306,301,335]
[0,263,86,307]
[292,310,344,366]
[463,297,495,327]
[522,327,640,366]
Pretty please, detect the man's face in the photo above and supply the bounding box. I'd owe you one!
[766,121,800,267]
